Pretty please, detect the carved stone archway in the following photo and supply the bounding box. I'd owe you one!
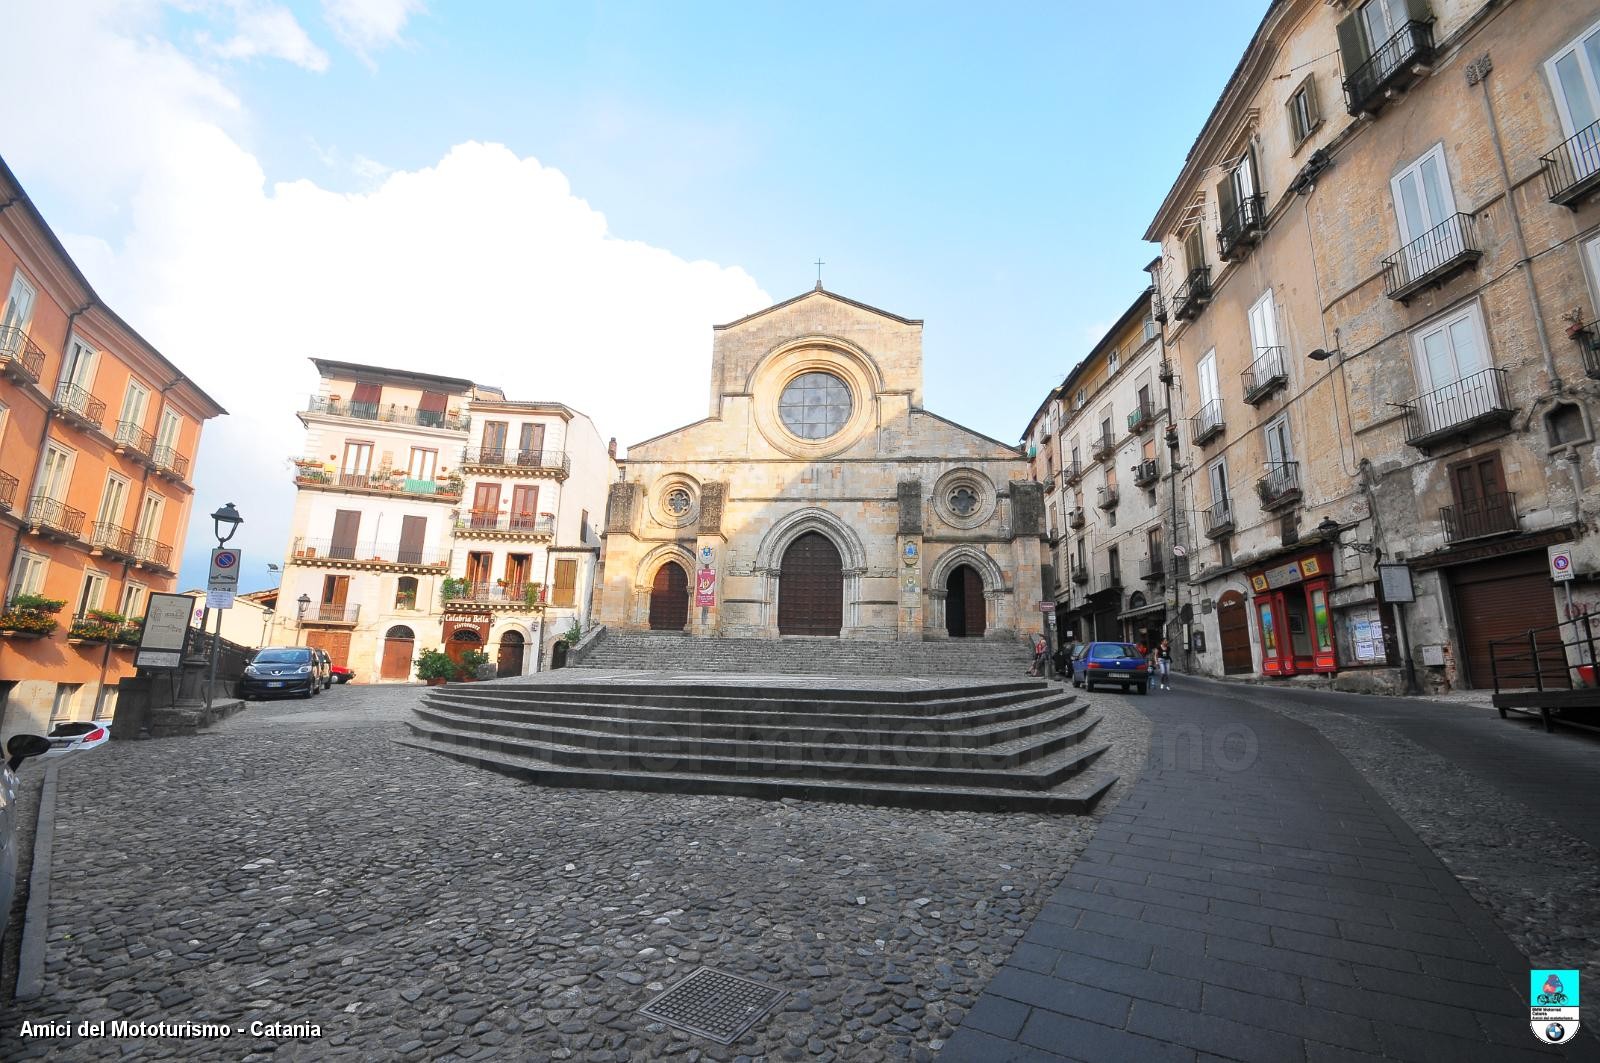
[752,508,868,637]
[925,545,1008,638]
[632,543,697,629]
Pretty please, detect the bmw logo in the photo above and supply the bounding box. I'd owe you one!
[1545,1023,1565,1042]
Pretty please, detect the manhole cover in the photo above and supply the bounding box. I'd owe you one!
[638,966,787,1044]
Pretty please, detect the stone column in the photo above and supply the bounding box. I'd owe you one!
[897,480,926,641]
[1008,482,1047,639]
[693,483,727,637]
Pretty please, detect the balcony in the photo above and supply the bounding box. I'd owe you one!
[1203,498,1235,539]
[1172,266,1212,322]
[1382,213,1481,303]
[1400,367,1514,451]
[444,581,548,611]
[456,512,557,540]
[25,495,85,541]
[304,604,361,626]
[114,420,155,463]
[1542,120,1600,209]
[1099,572,1123,594]
[1573,320,1600,380]
[1256,461,1302,511]
[1190,400,1225,447]
[304,395,469,432]
[1441,491,1520,545]
[292,460,463,503]
[1139,555,1165,583]
[1343,20,1435,118]
[1241,347,1288,405]
[0,471,15,510]
[0,326,46,383]
[1126,401,1156,435]
[1063,459,1084,485]
[289,537,450,570]
[52,383,106,431]
[151,444,190,483]
[1096,485,1119,510]
[89,522,138,561]
[133,536,174,572]
[1091,432,1116,463]
[67,612,142,647]
[460,447,572,480]
[1071,564,1089,586]
[1067,506,1086,530]
[1133,459,1160,488]
[1217,193,1267,261]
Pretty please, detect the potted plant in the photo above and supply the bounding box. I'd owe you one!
[1562,307,1589,339]
[524,582,545,609]
[440,577,467,604]
[1,593,66,639]
[415,648,456,686]
[457,649,491,682]
[68,609,125,644]
[114,617,144,646]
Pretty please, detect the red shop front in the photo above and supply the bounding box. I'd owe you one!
[1247,549,1337,677]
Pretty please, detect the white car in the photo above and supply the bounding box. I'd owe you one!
[37,720,112,760]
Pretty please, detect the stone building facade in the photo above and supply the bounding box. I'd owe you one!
[597,286,1044,642]
[1144,0,1600,690]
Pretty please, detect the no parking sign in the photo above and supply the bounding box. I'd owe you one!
[1549,544,1576,583]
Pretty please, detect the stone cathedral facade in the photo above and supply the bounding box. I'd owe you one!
[596,286,1046,641]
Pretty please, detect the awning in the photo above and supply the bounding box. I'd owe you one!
[1118,602,1168,621]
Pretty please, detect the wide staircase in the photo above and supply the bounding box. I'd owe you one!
[401,672,1116,813]
[574,630,1037,677]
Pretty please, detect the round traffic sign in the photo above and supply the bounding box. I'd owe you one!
[1553,554,1570,571]
[214,551,238,568]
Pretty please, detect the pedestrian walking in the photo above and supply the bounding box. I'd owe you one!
[1157,637,1172,690]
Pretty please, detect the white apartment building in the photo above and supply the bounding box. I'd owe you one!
[442,399,615,676]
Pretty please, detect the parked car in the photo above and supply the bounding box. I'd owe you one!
[239,646,321,700]
[38,720,112,760]
[1069,642,1091,687]
[1077,641,1151,695]
[2,733,66,942]
[330,664,355,684]
[311,648,334,690]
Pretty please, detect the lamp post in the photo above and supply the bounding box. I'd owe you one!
[204,503,245,710]
[296,594,311,645]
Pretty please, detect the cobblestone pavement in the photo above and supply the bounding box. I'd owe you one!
[0,680,1148,1062]
[943,678,1600,1063]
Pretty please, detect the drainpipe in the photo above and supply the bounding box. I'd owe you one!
[1471,57,1560,388]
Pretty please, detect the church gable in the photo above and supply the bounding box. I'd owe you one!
[894,409,1024,461]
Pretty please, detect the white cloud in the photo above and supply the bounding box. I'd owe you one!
[1,1,769,590]
[321,0,425,61]
[202,2,331,72]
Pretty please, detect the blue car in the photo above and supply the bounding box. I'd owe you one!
[1073,641,1151,695]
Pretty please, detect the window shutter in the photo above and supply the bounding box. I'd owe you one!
[350,382,381,405]
[418,390,447,413]
[1303,76,1321,131]
[1184,228,1206,272]
[1336,14,1367,85]
[1245,144,1261,197]
[1216,174,1239,233]
[1402,0,1433,24]
[553,559,578,607]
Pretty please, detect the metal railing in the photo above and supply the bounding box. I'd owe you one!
[1173,266,1212,321]
[1091,431,1115,461]
[1096,485,1119,510]
[133,536,174,569]
[1191,400,1225,445]
[305,395,469,432]
[114,420,155,458]
[1575,321,1600,380]
[1344,20,1435,116]
[0,471,15,510]
[1217,193,1266,260]
[461,512,557,536]
[90,522,137,557]
[53,383,106,428]
[1063,459,1083,484]
[0,326,46,382]
[1071,564,1089,585]
[26,495,85,537]
[1126,401,1155,433]
[1067,506,1086,529]
[1139,555,1165,581]
[1489,610,1596,694]
[1542,119,1600,207]
[444,582,547,607]
[1382,213,1481,301]
[304,604,361,624]
[292,462,462,500]
[1401,367,1512,447]
[1133,459,1160,487]
[1203,498,1235,538]
[151,444,190,481]
[1441,491,1519,544]
[461,447,571,474]
[67,612,143,644]
[291,536,450,567]
[1100,572,1123,593]
[1257,461,1301,507]
[1241,347,1287,403]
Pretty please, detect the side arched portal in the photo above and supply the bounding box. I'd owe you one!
[649,562,690,631]
[497,629,526,677]
[945,564,987,637]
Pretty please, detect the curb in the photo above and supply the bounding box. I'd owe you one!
[14,761,58,1001]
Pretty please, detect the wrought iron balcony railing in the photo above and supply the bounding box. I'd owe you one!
[1091,431,1116,462]
[26,495,85,539]
[1133,458,1160,488]
[443,582,547,607]
[459,512,557,536]
[1242,347,1288,404]
[114,420,155,460]
[1344,20,1435,118]
[1096,485,1120,510]
[291,537,450,568]
[1441,491,1519,544]
[0,471,15,510]
[133,536,174,570]
[1063,459,1083,485]
[1139,555,1165,582]
[1217,193,1267,261]
[1256,461,1302,510]
[292,459,463,501]
[304,604,361,624]
[1542,120,1600,208]
[90,522,137,558]
[1099,572,1123,593]
[1126,401,1156,434]
[1190,400,1225,446]
[304,395,469,432]
[1070,563,1089,585]
[0,326,46,382]
[1067,506,1086,529]
[1172,266,1212,322]
[53,383,106,429]
[460,447,572,476]
[1573,320,1600,380]
[1401,367,1514,450]
[151,444,190,481]
[1382,212,1481,303]
[1203,498,1235,539]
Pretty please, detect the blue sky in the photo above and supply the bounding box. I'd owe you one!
[5,1,1267,590]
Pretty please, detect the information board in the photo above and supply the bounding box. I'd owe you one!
[136,592,193,669]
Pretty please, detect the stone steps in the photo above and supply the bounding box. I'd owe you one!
[575,631,1037,677]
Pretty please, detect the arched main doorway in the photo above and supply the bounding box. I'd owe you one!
[945,564,986,638]
[778,531,843,636]
[381,625,415,680]
[496,630,525,677]
[447,628,483,671]
[1217,591,1253,675]
[649,562,689,631]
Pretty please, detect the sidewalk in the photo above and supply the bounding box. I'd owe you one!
[940,681,1600,1062]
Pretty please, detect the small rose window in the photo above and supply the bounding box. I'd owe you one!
[950,486,979,517]
[665,488,692,516]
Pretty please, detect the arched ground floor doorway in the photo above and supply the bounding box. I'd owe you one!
[497,630,526,677]
[778,531,843,636]
[945,564,986,637]
[649,562,689,631]
[381,625,415,680]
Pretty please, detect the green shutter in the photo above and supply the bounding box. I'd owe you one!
[1402,0,1433,24]
[1336,13,1367,81]
[1216,174,1239,232]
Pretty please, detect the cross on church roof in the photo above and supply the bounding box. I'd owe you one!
[814,257,825,290]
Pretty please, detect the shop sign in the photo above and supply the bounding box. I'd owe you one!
[695,567,716,607]
[1378,563,1415,603]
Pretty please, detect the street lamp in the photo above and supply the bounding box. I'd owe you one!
[211,502,244,545]
[297,593,311,645]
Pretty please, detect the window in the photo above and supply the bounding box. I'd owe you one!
[0,402,9,443]
[13,550,47,598]
[1288,76,1322,146]
[395,576,419,609]
[1248,289,1281,356]
[1148,526,1163,565]
[1209,459,1230,506]
[51,683,80,724]
[135,491,164,541]
[1391,144,1458,251]
[77,570,108,617]
[1143,313,1158,341]
[1548,20,1600,138]
[1,272,37,360]
[156,408,181,451]
[1265,415,1293,468]
[1108,348,1120,374]
[408,447,438,482]
[1070,443,1081,469]
[1184,228,1207,274]
[580,509,591,542]
[37,444,73,501]
[1107,546,1121,583]
[465,551,494,585]
[1217,147,1259,234]
[1075,388,1086,409]
[1099,415,1112,446]
[120,582,148,619]
[665,488,692,516]
[60,333,95,392]
[552,559,578,608]
[349,382,382,417]
[778,371,852,440]
[481,421,509,458]
[341,440,374,479]
[1411,302,1490,394]
[417,391,448,428]
[119,379,150,429]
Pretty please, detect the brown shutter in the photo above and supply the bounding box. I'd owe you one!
[330,509,361,559]
[398,515,426,564]
[552,559,577,607]
[1184,228,1206,272]
[350,382,381,405]
[418,391,447,413]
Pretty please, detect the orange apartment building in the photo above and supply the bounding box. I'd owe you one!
[0,156,225,738]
